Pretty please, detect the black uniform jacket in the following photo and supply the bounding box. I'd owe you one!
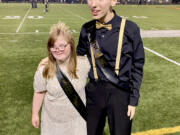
[76,11,145,106]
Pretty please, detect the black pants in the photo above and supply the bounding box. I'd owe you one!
[85,81,132,135]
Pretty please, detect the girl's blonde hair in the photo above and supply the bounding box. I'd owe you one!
[43,21,78,79]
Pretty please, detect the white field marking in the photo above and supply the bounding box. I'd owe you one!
[63,8,88,21]
[0,30,79,35]
[35,29,39,33]
[9,40,18,42]
[72,29,78,33]
[16,6,31,33]
[165,27,171,30]
[27,16,44,19]
[120,16,129,19]
[140,30,180,38]
[0,32,49,35]
[3,16,20,19]
[141,16,148,18]
[144,47,180,67]
[132,16,148,19]
[35,39,43,42]
[150,27,159,30]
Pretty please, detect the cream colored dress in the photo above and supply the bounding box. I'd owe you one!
[33,56,90,135]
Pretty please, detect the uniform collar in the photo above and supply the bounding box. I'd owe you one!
[94,10,120,32]
[105,10,117,25]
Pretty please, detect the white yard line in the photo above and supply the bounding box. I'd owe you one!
[63,8,88,21]
[16,6,31,33]
[141,30,180,38]
[0,31,79,35]
[144,47,180,66]
[0,32,49,35]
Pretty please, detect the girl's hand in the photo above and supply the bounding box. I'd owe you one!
[32,114,39,128]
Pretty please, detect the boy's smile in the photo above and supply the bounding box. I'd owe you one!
[91,9,100,16]
[88,0,117,23]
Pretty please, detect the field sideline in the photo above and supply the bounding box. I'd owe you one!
[0,3,180,135]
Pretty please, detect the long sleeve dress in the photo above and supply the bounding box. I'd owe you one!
[33,56,90,135]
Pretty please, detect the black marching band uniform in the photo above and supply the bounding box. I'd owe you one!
[76,11,145,135]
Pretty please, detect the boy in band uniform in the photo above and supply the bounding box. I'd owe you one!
[76,0,145,134]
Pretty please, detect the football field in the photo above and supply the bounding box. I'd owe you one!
[0,3,180,135]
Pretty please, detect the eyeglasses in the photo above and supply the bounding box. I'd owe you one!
[50,43,69,52]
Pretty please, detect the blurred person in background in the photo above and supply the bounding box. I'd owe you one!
[44,0,48,12]
[31,0,37,8]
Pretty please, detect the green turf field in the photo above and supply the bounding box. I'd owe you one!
[0,3,180,135]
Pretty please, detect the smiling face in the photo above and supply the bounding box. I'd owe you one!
[50,35,71,63]
[44,21,77,79]
[87,0,117,23]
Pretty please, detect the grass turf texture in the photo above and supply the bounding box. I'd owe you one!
[0,3,180,135]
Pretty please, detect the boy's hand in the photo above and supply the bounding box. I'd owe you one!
[37,57,48,70]
[127,105,136,120]
[32,114,39,128]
